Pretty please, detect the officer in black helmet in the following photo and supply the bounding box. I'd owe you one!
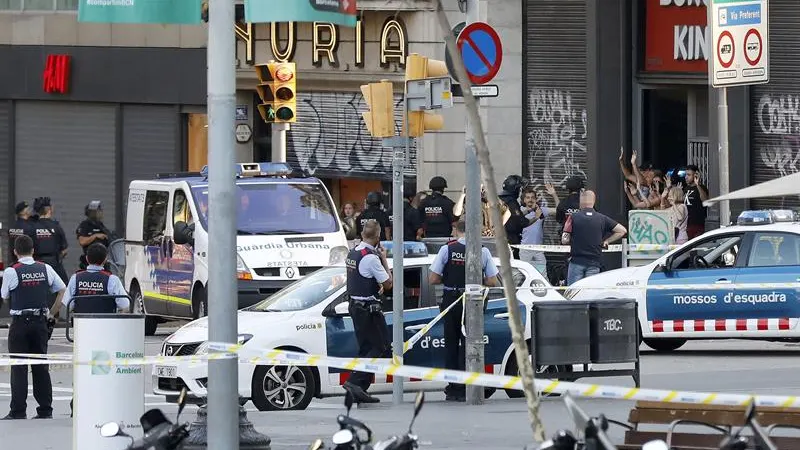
[8,202,33,265]
[30,197,69,287]
[76,200,113,271]
[356,191,391,241]
[418,176,457,238]
[498,175,530,259]
[402,182,423,241]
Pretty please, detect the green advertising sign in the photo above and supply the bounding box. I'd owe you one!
[78,0,203,24]
[245,0,357,27]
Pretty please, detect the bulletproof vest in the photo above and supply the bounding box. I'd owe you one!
[10,262,50,311]
[358,208,388,240]
[79,220,110,252]
[9,218,30,263]
[32,218,60,257]
[346,247,380,299]
[72,270,116,314]
[442,240,467,289]
[421,193,451,238]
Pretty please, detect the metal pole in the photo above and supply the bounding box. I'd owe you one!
[271,123,289,162]
[391,93,409,405]
[207,0,239,449]
[463,0,484,406]
[717,87,730,226]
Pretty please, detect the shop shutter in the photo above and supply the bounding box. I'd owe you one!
[750,0,800,211]
[0,101,10,225]
[14,102,116,275]
[122,105,180,234]
[286,91,417,180]
[524,0,588,244]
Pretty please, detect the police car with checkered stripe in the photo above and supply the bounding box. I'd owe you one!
[567,210,800,352]
[153,242,566,411]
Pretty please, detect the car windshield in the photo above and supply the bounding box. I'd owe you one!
[191,182,339,235]
[245,267,347,312]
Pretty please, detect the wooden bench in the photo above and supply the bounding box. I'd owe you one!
[619,401,800,450]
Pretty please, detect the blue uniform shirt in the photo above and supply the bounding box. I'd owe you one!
[430,238,499,279]
[1,256,66,314]
[62,265,130,310]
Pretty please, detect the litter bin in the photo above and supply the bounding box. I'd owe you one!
[530,301,591,365]
[589,299,638,364]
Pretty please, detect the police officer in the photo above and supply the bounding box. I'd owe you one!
[343,220,393,404]
[51,243,130,417]
[8,202,33,264]
[402,182,423,241]
[498,175,529,259]
[428,219,499,401]
[356,191,391,241]
[30,197,69,285]
[556,175,584,234]
[418,176,457,238]
[0,235,66,420]
[76,201,113,271]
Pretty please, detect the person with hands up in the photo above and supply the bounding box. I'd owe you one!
[683,164,709,237]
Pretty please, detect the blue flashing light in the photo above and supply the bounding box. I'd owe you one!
[380,241,428,259]
[737,209,797,226]
[199,163,295,180]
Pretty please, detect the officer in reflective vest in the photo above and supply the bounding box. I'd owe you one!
[8,201,33,264]
[0,235,66,420]
[428,219,499,402]
[343,220,393,404]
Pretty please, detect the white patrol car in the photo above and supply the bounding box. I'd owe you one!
[124,162,349,336]
[153,242,566,410]
[568,209,800,352]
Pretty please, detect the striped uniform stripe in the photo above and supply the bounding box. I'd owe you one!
[333,364,500,386]
[650,318,794,333]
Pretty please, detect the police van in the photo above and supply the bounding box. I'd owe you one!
[125,163,349,335]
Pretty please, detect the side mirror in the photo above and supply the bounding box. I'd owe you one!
[663,255,674,272]
[100,422,125,438]
[173,221,194,246]
[324,301,350,318]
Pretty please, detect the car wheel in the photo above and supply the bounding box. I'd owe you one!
[644,338,686,352]
[192,285,208,320]
[251,364,316,411]
[130,284,158,336]
[504,353,571,398]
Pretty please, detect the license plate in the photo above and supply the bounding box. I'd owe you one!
[155,365,177,378]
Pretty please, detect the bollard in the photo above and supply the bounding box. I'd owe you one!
[182,399,271,450]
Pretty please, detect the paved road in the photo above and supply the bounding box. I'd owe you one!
[1,327,800,449]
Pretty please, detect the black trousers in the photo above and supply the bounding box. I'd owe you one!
[8,316,52,417]
[441,290,465,395]
[347,301,390,392]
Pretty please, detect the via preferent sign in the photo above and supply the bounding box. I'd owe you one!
[709,0,769,87]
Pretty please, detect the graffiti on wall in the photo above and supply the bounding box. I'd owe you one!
[757,94,800,178]
[288,92,414,177]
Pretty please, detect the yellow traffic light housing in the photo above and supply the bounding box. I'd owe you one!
[403,53,449,138]
[360,80,395,138]
[254,61,297,123]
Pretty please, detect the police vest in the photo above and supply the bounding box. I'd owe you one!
[346,247,381,299]
[72,270,117,314]
[10,262,50,311]
[442,240,467,290]
[32,219,60,257]
[358,208,388,240]
[421,194,451,238]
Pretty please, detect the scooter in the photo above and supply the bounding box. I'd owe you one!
[100,387,191,450]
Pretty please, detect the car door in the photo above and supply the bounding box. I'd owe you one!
[166,187,196,318]
[734,231,800,328]
[646,233,745,332]
[141,190,170,315]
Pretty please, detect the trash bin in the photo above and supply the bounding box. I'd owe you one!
[531,301,591,365]
[589,299,638,364]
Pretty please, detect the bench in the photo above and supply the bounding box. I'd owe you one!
[619,401,800,450]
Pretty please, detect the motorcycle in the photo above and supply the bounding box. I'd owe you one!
[100,387,191,450]
[309,391,426,450]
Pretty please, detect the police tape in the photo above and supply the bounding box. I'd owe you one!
[513,244,681,253]
[402,293,464,355]
[3,345,800,408]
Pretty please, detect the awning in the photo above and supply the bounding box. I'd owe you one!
[704,172,800,206]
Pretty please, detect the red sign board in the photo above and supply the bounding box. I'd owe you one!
[644,0,708,74]
[43,54,71,94]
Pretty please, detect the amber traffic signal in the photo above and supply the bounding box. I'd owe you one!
[360,80,395,138]
[403,53,448,138]
[255,61,297,123]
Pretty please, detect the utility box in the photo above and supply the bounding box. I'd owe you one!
[589,299,638,364]
[530,301,591,365]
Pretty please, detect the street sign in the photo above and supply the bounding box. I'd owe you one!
[235,124,252,143]
[709,0,769,87]
[452,84,499,98]
[456,22,503,85]
[445,22,467,79]
[406,76,454,111]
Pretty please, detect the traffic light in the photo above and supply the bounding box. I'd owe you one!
[254,61,297,124]
[360,80,395,138]
[404,53,448,138]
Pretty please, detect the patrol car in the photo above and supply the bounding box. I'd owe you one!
[153,242,566,410]
[125,163,348,336]
[568,209,800,352]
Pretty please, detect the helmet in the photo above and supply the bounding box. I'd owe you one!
[85,200,102,216]
[366,191,382,207]
[502,175,524,196]
[565,176,585,193]
[429,176,447,191]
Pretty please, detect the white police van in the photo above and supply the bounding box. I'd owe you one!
[568,209,800,352]
[125,163,349,335]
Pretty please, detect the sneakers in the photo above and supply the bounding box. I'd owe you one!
[343,382,380,404]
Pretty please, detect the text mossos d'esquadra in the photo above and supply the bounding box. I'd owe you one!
[673,292,788,306]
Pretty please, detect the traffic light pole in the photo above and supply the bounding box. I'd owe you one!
[390,131,406,406]
[463,0,485,406]
[271,123,290,162]
[207,0,239,449]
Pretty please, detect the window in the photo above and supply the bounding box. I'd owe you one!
[672,234,743,270]
[173,189,193,226]
[748,233,800,268]
[143,190,169,244]
[246,267,347,312]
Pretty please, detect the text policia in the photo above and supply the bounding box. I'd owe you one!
[673,292,788,306]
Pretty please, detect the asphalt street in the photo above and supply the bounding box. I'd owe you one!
[1,325,800,449]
